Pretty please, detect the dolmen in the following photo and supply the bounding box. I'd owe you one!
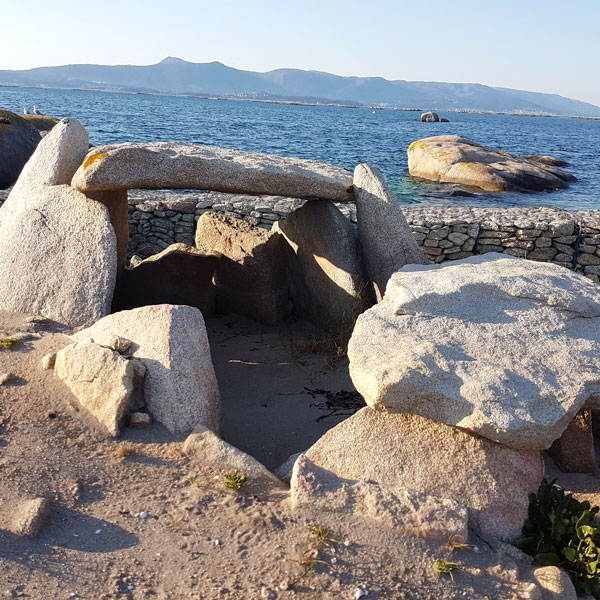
[408,135,576,192]
[0,118,427,331]
[4,118,597,548]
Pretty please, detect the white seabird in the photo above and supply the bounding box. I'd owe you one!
[23,107,30,115]
[32,106,42,115]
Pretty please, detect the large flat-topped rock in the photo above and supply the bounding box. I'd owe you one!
[407,135,576,192]
[348,253,600,450]
[72,142,354,202]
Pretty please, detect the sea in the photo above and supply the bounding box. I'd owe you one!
[2,86,600,210]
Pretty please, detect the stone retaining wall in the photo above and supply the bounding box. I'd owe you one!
[3,187,600,282]
[126,191,600,282]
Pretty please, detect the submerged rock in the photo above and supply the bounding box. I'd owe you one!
[421,111,438,122]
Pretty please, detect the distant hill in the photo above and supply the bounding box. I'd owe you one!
[1,56,599,117]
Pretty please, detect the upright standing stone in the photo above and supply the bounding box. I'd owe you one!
[0,119,117,327]
[353,164,429,300]
[274,199,372,332]
[196,213,290,324]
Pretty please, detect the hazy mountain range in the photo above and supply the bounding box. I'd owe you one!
[1,57,599,117]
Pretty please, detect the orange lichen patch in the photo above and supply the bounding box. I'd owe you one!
[83,152,109,170]
[408,140,428,152]
[497,150,514,158]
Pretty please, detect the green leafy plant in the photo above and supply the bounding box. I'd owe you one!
[223,470,247,490]
[517,478,600,597]
[434,559,461,581]
[0,337,19,349]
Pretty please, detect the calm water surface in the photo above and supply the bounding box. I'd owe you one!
[2,86,599,210]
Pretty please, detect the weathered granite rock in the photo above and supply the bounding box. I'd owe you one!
[274,452,303,484]
[522,155,569,168]
[420,111,440,122]
[55,341,135,436]
[0,372,17,386]
[533,566,577,600]
[353,164,428,300]
[72,142,354,202]
[274,199,370,331]
[195,213,289,324]
[0,119,117,327]
[300,407,543,540]
[184,425,283,486]
[291,455,469,542]
[0,110,42,189]
[9,497,50,537]
[73,305,220,434]
[349,253,600,450]
[407,135,576,192]
[548,409,596,473]
[22,114,59,134]
[114,243,219,315]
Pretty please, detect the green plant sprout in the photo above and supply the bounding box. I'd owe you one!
[223,471,247,490]
[308,523,338,548]
[434,559,461,581]
[0,337,19,349]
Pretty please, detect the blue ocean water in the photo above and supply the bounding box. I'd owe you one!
[2,86,599,209]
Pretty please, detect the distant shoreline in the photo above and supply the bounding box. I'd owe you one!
[2,83,598,119]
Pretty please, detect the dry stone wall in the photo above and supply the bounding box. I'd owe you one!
[124,191,600,283]
[3,187,600,282]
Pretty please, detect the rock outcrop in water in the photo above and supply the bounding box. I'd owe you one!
[408,135,577,192]
[0,110,43,189]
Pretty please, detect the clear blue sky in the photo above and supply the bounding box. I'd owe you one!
[1,0,599,106]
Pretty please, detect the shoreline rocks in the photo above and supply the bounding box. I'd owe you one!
[0,110,43,189]
[408,135,576,192]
